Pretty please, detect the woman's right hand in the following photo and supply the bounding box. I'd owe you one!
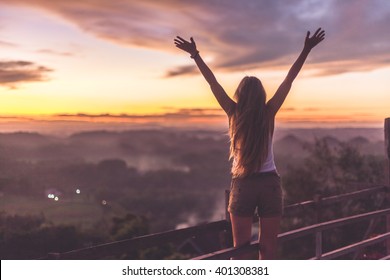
[174,36,198,57]
[304,28,325,50]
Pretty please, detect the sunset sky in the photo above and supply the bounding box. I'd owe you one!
[0,0,389,131]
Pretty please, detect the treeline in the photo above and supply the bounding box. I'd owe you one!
[280,138,387,259]
[0,211,191,259]
[284,138,386,204]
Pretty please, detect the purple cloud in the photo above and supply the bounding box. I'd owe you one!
[0,60,53,88]
[0,40,18,47]
[2,0,390,77]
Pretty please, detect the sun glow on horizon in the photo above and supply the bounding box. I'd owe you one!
[0,1,389,131]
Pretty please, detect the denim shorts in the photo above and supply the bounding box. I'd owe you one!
[228,171,283,217]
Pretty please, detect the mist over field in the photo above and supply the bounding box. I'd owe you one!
[0,126,385,217]
[0,125,387,259]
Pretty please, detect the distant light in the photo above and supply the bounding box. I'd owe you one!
[54,197,59,201]
[47,194,52,198]
[101,200,107,205]
[48,194,55,199]
[76,189,81,194]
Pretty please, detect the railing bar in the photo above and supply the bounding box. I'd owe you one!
[320,232,390,260]
[193,242,258,260]
[48,220,229,259]
[321,185,389,206]
[283,201,316,214]
[283,185,389,215]
[278,208,390,242]
[379,254,390,260]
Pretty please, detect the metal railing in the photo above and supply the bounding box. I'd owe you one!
[44,185,390,260]
[194,188,390,260]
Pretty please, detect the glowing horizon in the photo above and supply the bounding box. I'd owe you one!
[0,0,389,131]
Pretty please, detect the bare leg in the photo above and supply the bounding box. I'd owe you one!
[229,213,254,259]
[258,216,281,260]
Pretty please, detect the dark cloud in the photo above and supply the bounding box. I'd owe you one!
[3,0,390,76]
[164,65,197,77]
[0,60,53,88]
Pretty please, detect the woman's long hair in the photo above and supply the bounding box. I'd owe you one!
[229,76,270,178]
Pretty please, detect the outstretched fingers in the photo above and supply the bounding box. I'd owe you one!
[174,36,197,54]
[305,28,325,49]
[174,36,189,45]
[174,38,183,47]
[313,28,322,37]
[317,30,325,38]
[313,28,325,40]
[175,36,186,42]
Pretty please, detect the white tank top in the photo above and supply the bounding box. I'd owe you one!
[232,136,276,173]
[257,137,276,172]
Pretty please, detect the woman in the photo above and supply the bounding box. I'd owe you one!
[174,28,325,259]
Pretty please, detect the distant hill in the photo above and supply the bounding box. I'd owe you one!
[274,127,383,142]
[0,132,52,146]
[274,134,308,158]
[274,128,385,156]
[0,127,386,167]
[349,136,370,146]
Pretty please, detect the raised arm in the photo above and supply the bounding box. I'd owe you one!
[174,36,235,115]
[267,28,325,116]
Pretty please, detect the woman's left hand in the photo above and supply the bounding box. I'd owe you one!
[174,36,198,57]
